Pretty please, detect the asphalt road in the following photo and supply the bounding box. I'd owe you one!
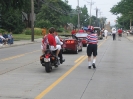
[0,35,133,99]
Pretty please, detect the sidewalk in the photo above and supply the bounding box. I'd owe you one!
[0,34,133,49]
[0,38,42,49]
[125,33,133,42]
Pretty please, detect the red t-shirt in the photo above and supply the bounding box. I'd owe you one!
[47,34,56,47]
[118,29,122,34]
[79,29,84,33]
[71,30,76,35]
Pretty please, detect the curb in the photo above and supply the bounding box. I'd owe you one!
[124,34,133,42]
[0,41,40,49]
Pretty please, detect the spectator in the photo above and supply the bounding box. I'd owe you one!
[3,32,8,44]
[117,28,123,40]
[104,29,108,39]
[42,27,47,36]
[79,28,84,33]
[112,28,117,40]
[71,28,76,35]
[127,30,130,36]
[8,32,14,44]
[0,33,6,45]
[101,28,105,37]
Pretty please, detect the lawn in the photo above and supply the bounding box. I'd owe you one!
[13,33,43,41]
[13,32,71,41]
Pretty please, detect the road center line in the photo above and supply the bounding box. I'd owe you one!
[35,56,87,99]
[75,55,85,63]
[35,38,107,99]
[0,50,40,62]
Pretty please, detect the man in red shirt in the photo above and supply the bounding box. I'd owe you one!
[117,29,123,40]
[79,28,84,33]
[47,27,61,58]
[71,29,76,35]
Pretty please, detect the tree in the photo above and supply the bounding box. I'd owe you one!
[110,0,133,29]
[1,9,25,33]
[0,0,30,33]
[35,0,72,29]
[0,0,28,11]
[80,5,89,27]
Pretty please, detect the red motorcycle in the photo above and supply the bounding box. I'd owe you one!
[40,49,60,73]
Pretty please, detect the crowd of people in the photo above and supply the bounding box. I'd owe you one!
[101,28,132,41]
[0,32,13,46]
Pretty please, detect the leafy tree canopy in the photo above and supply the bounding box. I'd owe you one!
[110,0,133,29]
[35,0,72,28]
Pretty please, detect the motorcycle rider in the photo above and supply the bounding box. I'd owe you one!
[54,32,65,64]
[47,27,65,65]
[47,27,61,55]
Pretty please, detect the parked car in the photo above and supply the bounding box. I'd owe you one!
[75,32,88,47]
[60,35,82,54]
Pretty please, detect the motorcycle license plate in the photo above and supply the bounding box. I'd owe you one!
[44,58,50,62]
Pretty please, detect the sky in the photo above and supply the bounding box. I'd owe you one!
[67,0,121,25]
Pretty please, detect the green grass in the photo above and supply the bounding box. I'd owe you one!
[13,34,43,41]
[13,31,71,41]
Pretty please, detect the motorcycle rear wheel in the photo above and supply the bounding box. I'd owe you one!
[45,62,52,73]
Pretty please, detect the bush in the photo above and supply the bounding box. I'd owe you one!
[23,28,42,35]
[34,28,42,35]
[23,28,31,35]
[0,29,7,33]
[13,25,25,34]
[1,9,25,34]
[35,20,52,29]
[57,27,65,32]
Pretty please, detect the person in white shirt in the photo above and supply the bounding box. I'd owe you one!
[104,29,108,39]
[126,30,130,36]
[112,28,117,40]
[54,32,65,64]
[0,33,6,44]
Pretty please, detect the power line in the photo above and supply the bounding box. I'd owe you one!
[84,0,95,25]
[40,0,69,15]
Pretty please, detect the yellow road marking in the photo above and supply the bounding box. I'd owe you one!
[74,55,85,63]
[35,38,107,99]
[98,38,107,47]
[35,56,87,99]
[0,54,25,61]
[0,50,40,62]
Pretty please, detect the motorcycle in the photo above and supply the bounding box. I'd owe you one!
[40,49,61,73]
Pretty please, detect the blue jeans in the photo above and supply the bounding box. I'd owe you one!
[0,38,3,44]
[8,38,14,44]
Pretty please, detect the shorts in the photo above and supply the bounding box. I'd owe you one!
[50,45,61,51]
[87,44,97,56]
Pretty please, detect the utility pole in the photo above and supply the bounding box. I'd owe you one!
[94,7,99,26]
[86,0,94,25]
[99,11,103,29]
[31,0,34,42]
[77,0,80,30]
[130,19,132,29]
[128,12,133,29]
